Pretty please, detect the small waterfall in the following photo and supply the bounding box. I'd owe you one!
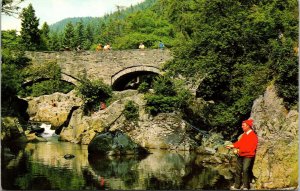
[40,123,56,138]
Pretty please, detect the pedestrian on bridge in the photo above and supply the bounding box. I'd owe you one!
[96,44,102,51]
[104,43,111,51]
[139,42,145,50]
[159,41,165,50]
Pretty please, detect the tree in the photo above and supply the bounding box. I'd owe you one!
[83,23,94,50]
[162,0,298,134]
[49,32,61,51]
[62,22,75,49]
[40,22,50,50]
[74,20,85,49]
[20,3,41,50]
[1,0,24,16]
[1,30,30,117]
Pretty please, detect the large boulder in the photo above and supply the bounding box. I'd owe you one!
[59,108,104,144]
[253,139,298,189]
[60,90,145,144]
[250,84,298,189]
[24,90,83,128]
[120,113,199,150]
[251,84,298,138]
[88,131,149,156]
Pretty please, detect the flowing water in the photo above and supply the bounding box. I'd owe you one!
[2,136,233,190]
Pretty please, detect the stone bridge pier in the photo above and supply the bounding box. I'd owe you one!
[26,49,172,90]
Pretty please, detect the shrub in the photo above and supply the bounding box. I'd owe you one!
[76,78,112,114]
[137,81,149,93]
[145,94,180,115]
[152,76,176,96]
[144,76,192,115]
[123,101,139,121]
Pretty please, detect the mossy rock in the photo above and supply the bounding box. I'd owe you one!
[88,130,149,156]
[1,117,27,143]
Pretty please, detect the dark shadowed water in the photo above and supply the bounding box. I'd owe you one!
[2,137,233,190]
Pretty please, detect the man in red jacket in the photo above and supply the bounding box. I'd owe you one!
[226,119,258,190]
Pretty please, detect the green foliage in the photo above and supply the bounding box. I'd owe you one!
[83,24,94,50]
[49,0,157,33]
[48,32,61,51]
[76,78,113,114]
[19,80,74,97]
[1,30,22,50]
[22,61,61,80]
[124,101,139,121]
[20,3,41,50]
[19,61,74,97]
[153,76,176,96]
[269,38,298,109]
[40,22,50,50]
[162,0,298,132]
[1,30,30,117]
[62,22,75,49]
[145,94,180,115]
[2,63,23,98]
[137,82,149,93]
[113,8,176,49]
[74,20,85,48]
[144,76,191,115]
[1,33,30,98]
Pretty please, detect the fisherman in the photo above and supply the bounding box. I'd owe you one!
[226,119,258,190]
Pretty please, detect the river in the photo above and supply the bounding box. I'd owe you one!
[2,137,233,190]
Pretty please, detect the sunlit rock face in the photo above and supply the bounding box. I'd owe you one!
[251,84,298,189]
[122,113,199,151]
[24,90,83,128]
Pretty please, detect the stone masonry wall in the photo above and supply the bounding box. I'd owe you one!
[25,49,172,85]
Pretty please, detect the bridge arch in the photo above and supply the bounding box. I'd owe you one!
[111,65,162,91]
[22,73,80,88]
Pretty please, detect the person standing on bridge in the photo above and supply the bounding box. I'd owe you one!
[226,119,258,190]
[159,41,165,50]
[104,43,111,51]
[139,42,145,50]
[96,44,102,51]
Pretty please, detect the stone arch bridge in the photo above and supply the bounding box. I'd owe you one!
[25,49,172,90]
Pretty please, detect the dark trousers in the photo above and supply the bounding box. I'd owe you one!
[234,156,255,189]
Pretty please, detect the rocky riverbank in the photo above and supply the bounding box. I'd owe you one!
[2,84,298,189]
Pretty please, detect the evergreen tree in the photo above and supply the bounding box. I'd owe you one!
[74,20,85,49]
[49,32,61,51]
[62,22,75,49]
[40,22,50,50]
[83,23,94,50]
[20,3,41,50]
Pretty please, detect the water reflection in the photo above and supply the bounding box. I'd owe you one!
[2,140,232,190]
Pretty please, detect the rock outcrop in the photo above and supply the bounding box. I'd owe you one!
[251,84,298,189]
[118,113,199,151]
[24,90,83,128]
[1,117,27,144]
[59,90,140,144]
[88,131,149,156]
[60,90,198,151]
